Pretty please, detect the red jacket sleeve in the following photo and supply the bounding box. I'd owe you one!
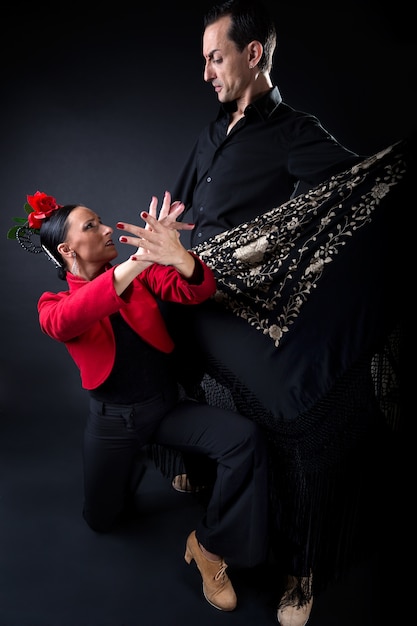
[38,255,216,344]
[136,253,216,305]
[38,269,126,342]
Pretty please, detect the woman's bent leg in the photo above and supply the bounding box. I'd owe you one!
[82,399,143,532]
[83,393,177,532]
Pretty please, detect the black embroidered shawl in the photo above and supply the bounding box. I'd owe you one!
[159,136,411,596]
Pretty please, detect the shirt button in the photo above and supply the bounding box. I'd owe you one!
[206,176,212,183]
[199,206,204,212]
[197,232,202,238]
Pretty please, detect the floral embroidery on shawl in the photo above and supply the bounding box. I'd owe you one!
[194,142,406,347]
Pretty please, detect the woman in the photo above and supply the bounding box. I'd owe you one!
[8,189,269,612]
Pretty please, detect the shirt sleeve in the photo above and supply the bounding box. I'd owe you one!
[287,113,364,185]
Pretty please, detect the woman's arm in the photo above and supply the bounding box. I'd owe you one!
[114,192,197,295]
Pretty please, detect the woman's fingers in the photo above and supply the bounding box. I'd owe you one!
[117,213,157,238]
[118,215,174,247]
[116,192,191,240]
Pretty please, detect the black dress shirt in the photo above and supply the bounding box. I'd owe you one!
[171,86,363,247]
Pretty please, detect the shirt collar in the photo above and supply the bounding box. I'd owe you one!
[218,86,282,121]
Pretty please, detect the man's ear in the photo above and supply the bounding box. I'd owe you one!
[248,40,263,67]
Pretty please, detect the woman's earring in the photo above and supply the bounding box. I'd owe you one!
[71,251,79,275]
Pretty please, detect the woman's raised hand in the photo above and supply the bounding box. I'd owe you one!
[116,192,194,269]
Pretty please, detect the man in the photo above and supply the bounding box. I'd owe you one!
[166,2,376,625]
[171,0,362,249]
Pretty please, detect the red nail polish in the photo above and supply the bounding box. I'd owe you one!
[116,222,124,229]
[141,211,148,218]
[120,236,127,243]
[131,256,137,261]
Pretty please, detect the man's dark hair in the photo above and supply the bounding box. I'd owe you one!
[204,0,277,73]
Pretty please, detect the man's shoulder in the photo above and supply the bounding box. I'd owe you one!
[271,100,319,124]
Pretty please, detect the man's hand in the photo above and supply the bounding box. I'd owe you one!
[148,191,194,232]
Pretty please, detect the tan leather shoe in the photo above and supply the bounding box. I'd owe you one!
[184,530,237,611]
[277,575,313,626]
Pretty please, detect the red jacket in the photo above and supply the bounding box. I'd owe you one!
[38,255,216,389]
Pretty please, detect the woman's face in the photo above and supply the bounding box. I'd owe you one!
[59,206,118,278]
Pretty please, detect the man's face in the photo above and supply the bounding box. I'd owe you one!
[202,15,251,104]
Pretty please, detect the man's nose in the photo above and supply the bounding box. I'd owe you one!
[203,63,215,82]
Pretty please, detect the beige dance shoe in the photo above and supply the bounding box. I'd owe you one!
[277,574,313,626]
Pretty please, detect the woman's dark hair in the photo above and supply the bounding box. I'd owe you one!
[40,204,78,281]
[203,0,277,73]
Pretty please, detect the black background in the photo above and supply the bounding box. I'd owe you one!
[0,2,413,624]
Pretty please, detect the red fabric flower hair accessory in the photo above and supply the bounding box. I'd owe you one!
[26,191,63,230]
[7,190,63,240]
